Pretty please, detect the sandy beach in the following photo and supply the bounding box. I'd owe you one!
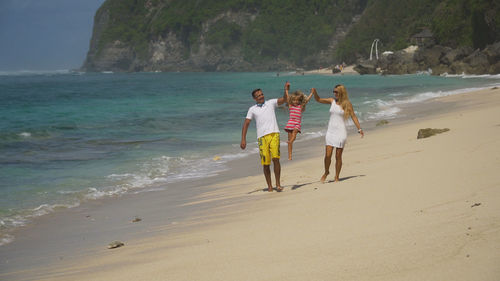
[303,65,359,75]
[1,87,500,280]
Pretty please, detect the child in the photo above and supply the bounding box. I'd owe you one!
[284,84,313,160]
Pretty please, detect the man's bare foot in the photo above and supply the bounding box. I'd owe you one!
[288,157,292,160]
[333,177,340,182]
[276,186,283,192]
[320,172,329,183]
[267,187,273,192]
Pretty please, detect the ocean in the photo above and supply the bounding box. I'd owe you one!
[1,70,499,246]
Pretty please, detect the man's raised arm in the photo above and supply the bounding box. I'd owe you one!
[277,81,290,106]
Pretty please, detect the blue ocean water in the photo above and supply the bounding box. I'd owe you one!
[1,70,499,245]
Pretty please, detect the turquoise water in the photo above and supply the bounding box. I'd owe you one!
[1,71,499,245]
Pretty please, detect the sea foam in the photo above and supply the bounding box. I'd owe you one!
[0,69,71,76]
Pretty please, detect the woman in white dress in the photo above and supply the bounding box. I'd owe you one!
[312,85,364,183]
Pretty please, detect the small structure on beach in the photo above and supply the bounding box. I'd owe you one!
[412,28,435,47]
[370,39,381,60]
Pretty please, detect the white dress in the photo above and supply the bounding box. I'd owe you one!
[325,102,347,148]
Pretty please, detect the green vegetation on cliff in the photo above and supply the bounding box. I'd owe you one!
[239,0,367,65]
[95,0,367,65]
[91,0,499,69]
[337,0,500,63]
[97,0,151,58]
[432,0,500,49]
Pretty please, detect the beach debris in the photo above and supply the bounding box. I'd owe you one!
[376,120,389,126]
[417,128,450,139]
[213,156,221,161]
[85,215,95,221]
[108,241,125,249]
[492,87,498,90]
[132,217,142,223]
[471,203,481,208]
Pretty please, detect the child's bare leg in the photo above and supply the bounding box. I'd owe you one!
[287,129,298,160]
[289,129,298,143]
[287,131,293,160]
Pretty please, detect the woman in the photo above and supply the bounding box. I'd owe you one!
[313,85,364,183]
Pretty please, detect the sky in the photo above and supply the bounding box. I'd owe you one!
[0,0,106,71]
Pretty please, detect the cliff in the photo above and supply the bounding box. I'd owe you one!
[82,0,366,72]
[82,0,500,73]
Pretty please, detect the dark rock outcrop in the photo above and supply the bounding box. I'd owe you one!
[353,60,377,74]
[417,128,450,139]
[357,42,500,75]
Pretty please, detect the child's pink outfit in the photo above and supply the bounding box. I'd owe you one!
[284,105,302,133]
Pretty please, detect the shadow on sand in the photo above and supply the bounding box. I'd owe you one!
[323,174,366,184]
[247,175,366,194]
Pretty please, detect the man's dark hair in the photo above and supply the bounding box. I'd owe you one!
[251,88,261,98]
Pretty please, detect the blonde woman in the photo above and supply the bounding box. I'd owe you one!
[313,85,364,183]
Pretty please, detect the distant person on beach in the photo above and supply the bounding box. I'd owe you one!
[313,84,364,183]
[284,84,313,160]
[240,83,288,192]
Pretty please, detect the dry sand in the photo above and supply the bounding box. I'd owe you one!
[303,65,359,75]
[2,88,500,281]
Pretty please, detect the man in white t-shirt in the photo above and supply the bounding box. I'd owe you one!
[240,82,289,192]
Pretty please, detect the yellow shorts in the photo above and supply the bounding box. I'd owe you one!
[258,133,280,165]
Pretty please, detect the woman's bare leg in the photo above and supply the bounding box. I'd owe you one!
[321,146,334,183]
[334,147,344,182]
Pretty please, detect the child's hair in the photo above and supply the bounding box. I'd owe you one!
[288,90,308,107]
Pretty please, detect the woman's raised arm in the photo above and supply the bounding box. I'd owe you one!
[312,88,333,104]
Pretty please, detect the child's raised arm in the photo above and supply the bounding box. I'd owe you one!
[301,91,314,112]
[305,91,313,104]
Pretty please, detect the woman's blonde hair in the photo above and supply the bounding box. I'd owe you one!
[335,85,353,119]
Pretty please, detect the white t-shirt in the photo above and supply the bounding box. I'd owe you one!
[246,99,280,138]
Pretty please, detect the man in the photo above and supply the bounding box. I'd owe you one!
[240,82,289,192]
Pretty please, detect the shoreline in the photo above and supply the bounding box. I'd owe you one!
[3,72,486,249]
[1,86,500,280]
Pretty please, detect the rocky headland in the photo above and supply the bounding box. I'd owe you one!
[355,42,500,75]
[81,0,499,75]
